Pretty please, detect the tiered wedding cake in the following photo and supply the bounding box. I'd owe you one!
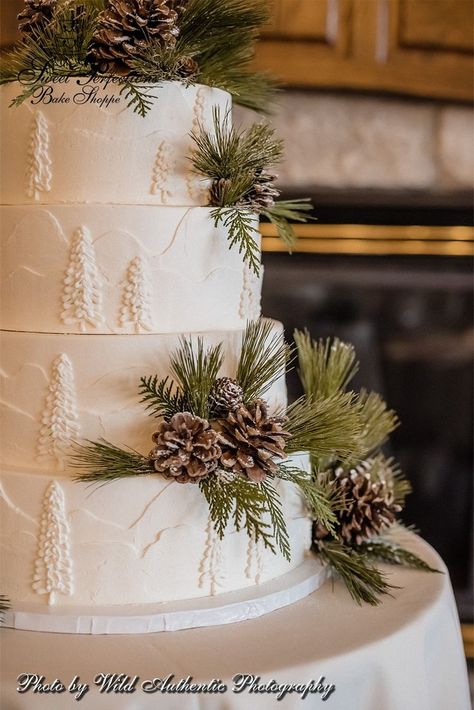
[0,80,313,611]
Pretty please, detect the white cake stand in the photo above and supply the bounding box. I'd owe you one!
[4,557,328,635]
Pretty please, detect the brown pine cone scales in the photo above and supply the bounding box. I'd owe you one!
[89,0,180,74]
[333,461,402,545]
[208,377,244,416]
[150,412,221,484]
[216,399,291,483]
[18,0,57,35]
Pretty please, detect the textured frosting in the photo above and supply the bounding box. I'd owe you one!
[0,321,287,473]
[0,81,229,205]
[0,205,261,333]
[0,453,311,606]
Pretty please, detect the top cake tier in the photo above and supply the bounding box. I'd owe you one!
[0,81,230,206]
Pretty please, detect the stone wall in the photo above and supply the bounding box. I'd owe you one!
[235,92,473,193]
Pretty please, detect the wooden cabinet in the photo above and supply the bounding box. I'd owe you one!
[254,0,473,101]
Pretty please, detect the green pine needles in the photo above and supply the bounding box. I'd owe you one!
[190,108,313,272]
[2,0,275,114]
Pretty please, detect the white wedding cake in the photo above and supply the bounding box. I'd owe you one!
[0,80,313,611]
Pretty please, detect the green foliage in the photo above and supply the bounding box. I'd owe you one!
[236,319,292,404]
[199,473,290,560]
[354,539,441,574]
[71,440,154,483]
[191,108,284,196]
[294,330,358,400]
[211,207,261,275]
[318,540,395,606]
[355,389,399,458]
[2,0,274,113]
[278,464,341,536]
[170,338,223,419]
[139,375,187,421]
[286,394,362,463]
[262,200,314,251]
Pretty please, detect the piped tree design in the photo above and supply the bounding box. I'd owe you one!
[199,516,226,596]
[61,226,102,331]
[26,110,52,200]
[186,87,206,200]
[239,264,262,321]
[37,354,80,468]
[245,532,265,585]
[151,141,173,202]
[119,256,154,332]
[32,481,73,606]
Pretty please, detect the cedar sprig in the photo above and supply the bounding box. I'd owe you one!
[211,207,261,275]
[139,375,187,421]
[71,439,154,483]
[199,473,290,559]
[278,464,341,536]
[317,540,396,606]
[353,539,441,574]
[286,393,363,462]
[236,319,292,404]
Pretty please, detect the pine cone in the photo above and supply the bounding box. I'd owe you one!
[18,0,57,35]
[149,412,221,484]
[333,460,402,545]
[209,178,232,207]
[209,377,244,416]
[240,170,280,212]
[89,0,180,75]
[216,399,291,483]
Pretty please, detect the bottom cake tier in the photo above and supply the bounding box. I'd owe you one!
[0,452,312,608]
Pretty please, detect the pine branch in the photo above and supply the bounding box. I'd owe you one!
[170,338,224,418]
[286,394,362,462]
[139,375,187,421]
[70,440,154,483]
[211,207,261,274]
[360,453,411,507]
[353,539,441,574]
[318,540,396,606]
[355,389,399,457]
[236,320,292,403]
[262,200,314,251]
[294,330,359,400]
[278,464,340,536]
[199,473,288,558]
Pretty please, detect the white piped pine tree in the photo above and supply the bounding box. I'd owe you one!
[26,111,52,200]
[61,226,102,331]
[151,141,173,202]
[37,354,80,468]
[119,256,154,332]
[33,481,73,606]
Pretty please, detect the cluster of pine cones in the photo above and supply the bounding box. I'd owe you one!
[149,378,290,485]
[18,0,195,76]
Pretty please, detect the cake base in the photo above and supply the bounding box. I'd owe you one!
[3,557,328,635]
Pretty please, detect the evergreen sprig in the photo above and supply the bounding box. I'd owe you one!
[318,541,396,606]
[294,330,358,400]
[211,207,261,275]
[199,473,290,559]
[355,390,399,458]
[71,440,154,483]
[262,200,314,251]
[353,539,440,573]
[170,338,223,419]
[236,319,292,404]
[278,464,340,536]
[286,394,362,463]
[139,375,187,421]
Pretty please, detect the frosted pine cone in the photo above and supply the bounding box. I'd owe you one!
[18,0,57,35]
[150,412,221,484]
[333,460,402,545]
[240,170,280,212]
[216,399,290,483]
[208,377,244,416]
[89,0,180,74]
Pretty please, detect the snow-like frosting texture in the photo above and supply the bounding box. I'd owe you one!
[0,81,229,205]
[0,453,312,606]
[0,205,261,333]
[0,321,287,473]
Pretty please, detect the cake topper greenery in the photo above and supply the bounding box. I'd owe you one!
[191,108,313,272]
[71,320,437,602]
[1,0,276,115]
